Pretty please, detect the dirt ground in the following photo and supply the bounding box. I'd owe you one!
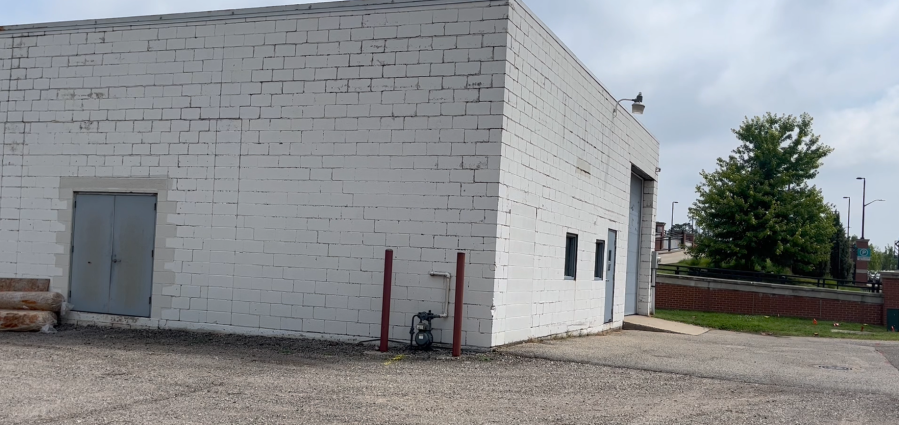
[2,325,898,424]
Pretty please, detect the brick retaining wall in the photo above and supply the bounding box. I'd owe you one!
[884,272,899,327]
[656,275,884,325]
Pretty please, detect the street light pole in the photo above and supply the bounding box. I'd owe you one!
[670,201,678,251]
[857,177,866,239]
[864,199,886,232]
[671,202,678,232]
[843,196,851,234]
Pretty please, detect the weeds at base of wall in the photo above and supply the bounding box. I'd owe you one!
[510,326,621,347]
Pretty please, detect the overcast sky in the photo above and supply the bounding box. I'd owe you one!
[3,0,897,248]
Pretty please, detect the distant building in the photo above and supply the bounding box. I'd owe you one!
[0,0,660,347]
[655,222,667,250]
[655,222,694,252]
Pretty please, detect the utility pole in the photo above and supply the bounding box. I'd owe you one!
[843,196,851,234]
[670,201,678,251]
[857,177,866,239]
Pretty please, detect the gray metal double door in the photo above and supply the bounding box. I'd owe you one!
[70,193,157,317]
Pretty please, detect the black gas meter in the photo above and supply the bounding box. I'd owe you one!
[409,311,439,349]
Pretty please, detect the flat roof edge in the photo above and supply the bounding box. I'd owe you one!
[509,0,660,145]
[0,0,506,35]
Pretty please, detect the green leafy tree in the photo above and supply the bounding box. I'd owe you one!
[688,113,836,272]
[870,245,883,271]
[870,245,898,272]
[828,212,853,279]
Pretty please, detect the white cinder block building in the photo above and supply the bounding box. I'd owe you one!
[0,0,659,347]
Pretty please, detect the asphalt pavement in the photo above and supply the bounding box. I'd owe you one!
[2,325,899,424]
[503,329,899,396]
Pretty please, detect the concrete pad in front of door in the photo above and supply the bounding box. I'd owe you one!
[623,315,708,335]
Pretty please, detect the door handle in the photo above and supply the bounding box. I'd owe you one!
[112,255,121,264]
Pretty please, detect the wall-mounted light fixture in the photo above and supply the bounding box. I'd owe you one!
[613,92,645,118]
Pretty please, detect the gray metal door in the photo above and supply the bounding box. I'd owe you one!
[108,195,156,316]
[70,193,156,317]
[69,195,115,314]
[625,174,643,315]
[605,229,617,323]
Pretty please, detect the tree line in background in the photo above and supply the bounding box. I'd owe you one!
[791,215,895,278]
[668,223,696,236]
[869,244,898,272]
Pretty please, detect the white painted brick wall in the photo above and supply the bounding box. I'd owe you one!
[0,0,514,348]
[491,0,660,345]
[0,0,659,348]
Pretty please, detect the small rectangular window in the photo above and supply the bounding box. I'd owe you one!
[565,233,578,279]
[595,240,605,279]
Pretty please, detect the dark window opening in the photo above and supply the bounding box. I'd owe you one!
[595,240,605,279]
[565,233,578,279]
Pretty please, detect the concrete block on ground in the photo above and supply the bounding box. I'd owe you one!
[0,292,65,312]
[0,310,57,332]
[0,278,51,292]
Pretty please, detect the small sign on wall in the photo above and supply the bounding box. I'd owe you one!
[857,248,872,261]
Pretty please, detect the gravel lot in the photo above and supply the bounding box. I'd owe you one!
[2,326,898,424]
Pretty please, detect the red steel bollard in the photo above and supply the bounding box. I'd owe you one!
[452,252,466,357]
[379,249,394,352]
